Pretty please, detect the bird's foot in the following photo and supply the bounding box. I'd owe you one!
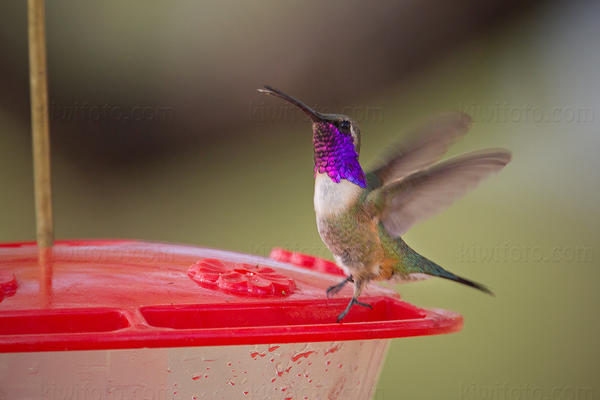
[326,275,354,298]
[336,297,372,323]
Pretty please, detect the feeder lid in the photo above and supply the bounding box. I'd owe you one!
[0,240,461,352]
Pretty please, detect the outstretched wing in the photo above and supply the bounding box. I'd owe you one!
[366,112,472,190]
[377,149,511,237]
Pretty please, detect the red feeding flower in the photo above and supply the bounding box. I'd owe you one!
[188,259,296,297]
[0,273,17,303]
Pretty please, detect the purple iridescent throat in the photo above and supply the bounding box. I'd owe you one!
[313,122,367,188]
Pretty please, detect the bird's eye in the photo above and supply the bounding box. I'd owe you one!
[339,120,351,133]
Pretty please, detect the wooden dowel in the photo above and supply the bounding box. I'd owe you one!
[27,0,54,248]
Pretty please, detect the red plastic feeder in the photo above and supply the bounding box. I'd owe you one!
[0,240,462,399]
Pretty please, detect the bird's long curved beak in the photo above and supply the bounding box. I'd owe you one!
[257,85,323,122]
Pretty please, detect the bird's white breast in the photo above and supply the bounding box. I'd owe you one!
[314,173,362,218]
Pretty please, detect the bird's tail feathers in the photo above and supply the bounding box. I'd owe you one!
[404,243,493,295]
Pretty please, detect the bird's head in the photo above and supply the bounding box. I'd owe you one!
[258,85,366,188]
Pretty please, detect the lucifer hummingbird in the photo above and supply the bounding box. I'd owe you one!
[258,85,511,322]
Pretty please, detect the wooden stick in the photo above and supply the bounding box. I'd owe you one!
[28,0,54,248]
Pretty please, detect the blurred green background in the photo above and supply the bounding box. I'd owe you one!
[1,1,598,399]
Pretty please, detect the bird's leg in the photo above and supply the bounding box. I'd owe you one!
[326,275,354,298]
[337,278,371,323]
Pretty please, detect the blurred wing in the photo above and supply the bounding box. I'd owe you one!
[366,112,472,190]
[380,149,511,237]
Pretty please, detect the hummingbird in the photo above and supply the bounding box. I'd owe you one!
[258,85,511,322]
